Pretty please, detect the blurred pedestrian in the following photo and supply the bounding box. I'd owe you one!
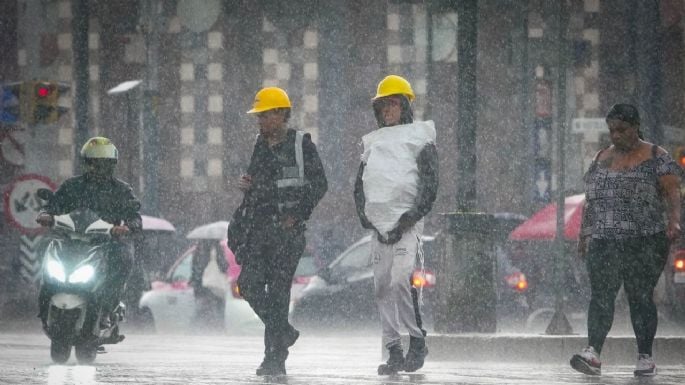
[189,240,228,329]
[354,75,438,375]
[571,103,683,377]
[228,87,327,376]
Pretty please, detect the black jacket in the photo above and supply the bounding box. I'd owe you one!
[243,129,328,227]
[354,143,438,237]
[44,174,142,232]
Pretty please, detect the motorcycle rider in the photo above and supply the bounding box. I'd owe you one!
[36,137,142,329]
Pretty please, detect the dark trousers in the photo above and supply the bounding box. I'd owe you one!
[586,233,668,355]
[238,225,305,362]
[101,241,133,313]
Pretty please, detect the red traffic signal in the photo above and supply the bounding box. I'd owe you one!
[36,85,53,98]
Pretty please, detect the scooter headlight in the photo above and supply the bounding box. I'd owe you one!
[47,259,66,283]
[69,265,95,284]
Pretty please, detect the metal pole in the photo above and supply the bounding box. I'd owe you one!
[424,4,434,120]
[546,0,573,335]
[141,0,161,216]
[72,0,89,170]
[634,0,662,144]
[318,0,349,196]
[455,0,478,211]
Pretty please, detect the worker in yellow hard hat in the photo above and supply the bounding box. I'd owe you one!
[371,74,416,128]
[354,75,438,375]
[230,86,328,376]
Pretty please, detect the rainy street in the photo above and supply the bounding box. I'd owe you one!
[1,326,685,385]
[3,1,685,384]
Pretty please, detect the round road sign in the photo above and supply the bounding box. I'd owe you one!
[3,174,56,235]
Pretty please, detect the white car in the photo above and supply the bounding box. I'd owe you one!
[139,221,319,333]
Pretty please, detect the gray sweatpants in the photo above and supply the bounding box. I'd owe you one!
[372,222,425,349]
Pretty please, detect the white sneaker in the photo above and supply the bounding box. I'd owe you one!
[634,354,656,377]
[570,346,601,375]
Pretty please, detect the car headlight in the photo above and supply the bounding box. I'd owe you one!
[69,265,95,284]
[47,259,66,283]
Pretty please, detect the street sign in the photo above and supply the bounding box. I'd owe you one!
[571,118,607,136]
[18,234,43,283]
[3,174,56,235]
[534,79,552,118]
[0,85,20,123]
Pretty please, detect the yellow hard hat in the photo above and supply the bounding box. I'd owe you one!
[247,87,292,114]
[373,75,415,102]
[80,137,118,160]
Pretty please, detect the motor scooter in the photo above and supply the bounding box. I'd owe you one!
[37,188,131,364]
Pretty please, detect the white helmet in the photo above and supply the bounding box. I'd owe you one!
[80,137,118,160]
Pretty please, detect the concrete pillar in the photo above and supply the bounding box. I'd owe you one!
[434,212,496,333]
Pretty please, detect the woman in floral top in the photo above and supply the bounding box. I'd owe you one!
[570,104,682,377]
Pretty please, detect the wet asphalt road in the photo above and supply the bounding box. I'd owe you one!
[2,329,685,385]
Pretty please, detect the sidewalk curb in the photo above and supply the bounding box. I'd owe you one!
[422,334,685,365]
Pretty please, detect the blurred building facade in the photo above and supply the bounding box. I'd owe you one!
[1,0,685,307]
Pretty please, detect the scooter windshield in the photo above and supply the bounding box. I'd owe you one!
[53,208,113,243]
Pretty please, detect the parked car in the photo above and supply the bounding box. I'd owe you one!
[663,192,685,323]
[291,231,533,331]
[224,246,319,333]
[138,221,319,333]
[291,234,438,331]
[125,215,180,325]
[664,247,685,320]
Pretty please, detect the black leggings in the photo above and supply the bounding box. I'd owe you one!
[586,233,668,356]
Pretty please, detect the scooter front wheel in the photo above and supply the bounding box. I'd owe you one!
[75,342,98,364]
[50,340,71,363]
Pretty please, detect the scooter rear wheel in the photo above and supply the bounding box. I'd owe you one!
[50,340,71,364]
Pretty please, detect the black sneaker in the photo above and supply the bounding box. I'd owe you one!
[378,345,404,375]
[256,359,286,376]
[404,336,428,372]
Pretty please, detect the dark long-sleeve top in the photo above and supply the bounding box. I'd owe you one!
[44,174,143,232]
[245,128,328,226]
[354,142,439,230]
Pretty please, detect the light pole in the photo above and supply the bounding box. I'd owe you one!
[140,0,163,217]
[546,0,573,336]
[107,80,142,193]
[72,0,89,171]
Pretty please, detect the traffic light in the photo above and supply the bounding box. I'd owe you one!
[24,81,70,124]
[676,146,685,169]
[29,81,58,124]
